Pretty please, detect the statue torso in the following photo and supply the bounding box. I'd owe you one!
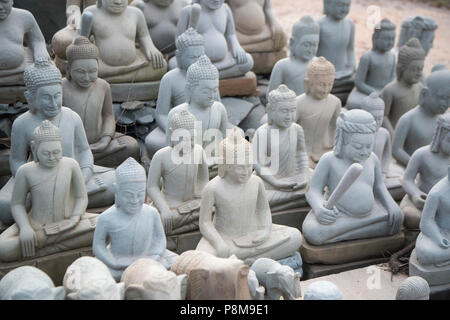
[404,108,438,156]
[279,58,309,95]
[434,180,450,232]
[197,5,228,63]
[386,81,422,128]
[416,149,450,194]
[227,0,266,36]
[0,10,28,70]
[365,51,396,90]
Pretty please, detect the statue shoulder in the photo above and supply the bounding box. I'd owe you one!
[429,177,450,198]
[61,107,84,124]
[59,156,80,168]
[11,111,31,131]
[328,93,342,106]
[11,8,34,22]
[142,204,160,219]
[97,206,117,227]
[15,161,37,177]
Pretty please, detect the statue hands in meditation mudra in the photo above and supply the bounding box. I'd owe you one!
[196,128,302,264]
[302,110,404,246]
[0,121,98,262]
[80,0,166,83]
[253,85,310,213]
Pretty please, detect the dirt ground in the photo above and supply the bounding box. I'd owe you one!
[271,0,450,75]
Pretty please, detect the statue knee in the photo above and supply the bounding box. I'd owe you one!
[402,207,421,230]
[0,198,13,225]
[302,218,327,246]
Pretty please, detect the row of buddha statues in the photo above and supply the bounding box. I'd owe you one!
[0,0,448,299]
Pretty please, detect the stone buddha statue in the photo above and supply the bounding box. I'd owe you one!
[253,85,309,213]
[131,0,190,57]
[393,70,450,167]
[148,110,209,236]
[176,0,253,79]
[316,0,356,103]
[397,16,438,57]
[268,16,320,96]
[79,0,166,84]
[302,110,404,246]
[93,158,178,281]
[381,38,426,136]
[400,114,450,230]
[295,57,342,168]
[346,19,396,110]
[0,121,98,262]
[226,0,287,75]
[145,3,205,158]
[63,36,139,167]
[196,128,302,265]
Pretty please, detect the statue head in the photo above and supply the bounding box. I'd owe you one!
[361,92,385,130]
[290,16,320,62]
[431,64,447,73]
[372,18,396,53]
[147,0,174,7]
[114,157,147,215]
[31,120,63,168]
[430,113,450,156]
[218,128,254,183]
[196,0,224,11]
[98,0,128,14]
[267,85,297,129]
[64,257,125,300]
[24,58,63,118]
[0,0,13,20]
[185,55,219,108]
[304,281,343,300]
[396,277,430,300]
[396,38,425,84]
[304,57,335,100]
[169,110,196,151]
[398,16,437,55]
[323,0,351,21]
[334,110,377,163]
[66,36,99,88]
[420,70,450,116]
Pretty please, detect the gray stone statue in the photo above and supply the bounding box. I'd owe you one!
[392,70,450,167]
[397,16,437,57]
[304,281,342,300]
[396,276,430,300]
[346,19,396,110]
[93,157,178,281]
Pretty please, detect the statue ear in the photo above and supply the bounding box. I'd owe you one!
[419,87,429,106]
[24,90,33,106]
[52,287,66,300]
[289,37,296,51]
[125,284,145,300]
[303,78,311,93]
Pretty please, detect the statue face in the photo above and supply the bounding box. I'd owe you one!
[116,182,146,215]
[307,75,334,100]
[0,0,13,20]
[401,59,424,85]
[34,84,63,119]
[292,34,319,61]
[201,0,224,10]
[36,141,63,168]
[179,45,204,71]
[103,0,128,14]
[191,79,218,108]
[225,164,253,184]
[70,59,98,89]
[424,86,450,115]
[343,133,374,163]
[269,101,296,129]
[420,31,435,55]
[439,130,450,156]
[374,30,396,53]
[151,0,174,7]
[328,0,350,21]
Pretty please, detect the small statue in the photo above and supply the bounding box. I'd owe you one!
[0,266,65,300]
[253,85,309,213]
[93,158,178,281]
[302,110,403,246]
[250,257,301,300]
[131,0,190,57]
[63,36,140,167]
[397,16,438,57]
[63,256,125,300]
[247,269,265,300]
[226,0,287,74]
[176,0,254,79]
[0,121,98,262]
[396,276,430,300]
[400,114,450,230]
[392,70,450,167]
[121,258,187,300]
[303,281,342,300]
[381,38,426,136]
[346,19,396,110]
[196,128,302,264]
[295,57,342,168]
[317,0,356,102]
[80,0,166,83]
[268,16,320,96]
[148,110,209,235]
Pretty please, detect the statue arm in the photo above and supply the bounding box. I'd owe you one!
[327,100,342,148]
[225,5,247,64]
[149,208,168,257]
[263,0,284,48]
[198,149,210,192]
[420,192,444,245]
[346,21,356,72]
[305,155,329,213]
[66,0,82,28]
[70,161,89,217]
[10,169,32,231]
[252,128,279,187]
[155,76,172,133]
[392,116,411,166]
[73,113,94,182]
[176,6,191,38]
[10,121,29,177]
[381,129,392,175]
[296,125,310,177]
[219,104,228,138]
[268,62,284,94]
[136,10,165,69]
[354,54,376,95]
[402,150,425,199]
[24,12,49,60]
[93,217,123,269]
[255,178,272,236]
[381,87,395,136]
[147,153,172,217]
[79,9,94,39]
[100,84,116,139]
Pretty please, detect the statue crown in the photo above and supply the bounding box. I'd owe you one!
[186,55,219,85]
[170,110,196,131]
[24,58,62,93]
[116,158,146,184]
[268,85,296,107]
[33,120,62,144]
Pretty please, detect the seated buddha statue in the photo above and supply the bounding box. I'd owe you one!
[397,16,438,57]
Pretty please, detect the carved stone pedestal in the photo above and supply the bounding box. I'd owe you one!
[219,72,257,97]
[110,81,161,102]
[250,48,287,75]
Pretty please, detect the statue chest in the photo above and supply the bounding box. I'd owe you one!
[367,54,395,86]
[198,9,227,35]
[407,116,436,150]
[93,14,137,41]
[230,0,266,35]
[319,21,351,52]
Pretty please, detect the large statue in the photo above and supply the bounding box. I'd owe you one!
[253,85,309,213]
[148,110,209,235]
[381,38,426,135]
[196,128,302,264]
[397,16,438,57]
[226,0,287,74]
[400,114,450,230]
[302,110,404,246]
[80,0,166,83]
[346,19,396,110]
[268,16,320,96]
[93,158,178,281]
[0,121,98,262]
[317,0,355,103]
[176,0,253,79]
[144,4,205,157]
[295,57,342,168]
[392,70,450,167]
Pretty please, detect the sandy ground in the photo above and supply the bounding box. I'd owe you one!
[271,0,450,75]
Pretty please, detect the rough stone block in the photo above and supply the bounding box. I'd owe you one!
[110,81,161,102]
[409,249,450,287]
[219,72,257,97]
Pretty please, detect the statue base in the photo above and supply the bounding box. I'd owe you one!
[300,232,405,265]
[409,249,450,287]
[0,247,93,286]
[219,72,257,97]
[250,48,287,75]
[0,86,26,104]
[110,81,161,102]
